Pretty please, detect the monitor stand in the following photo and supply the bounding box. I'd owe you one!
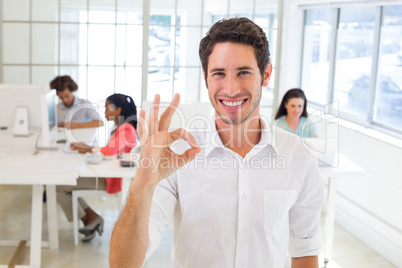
[13,106,29,136]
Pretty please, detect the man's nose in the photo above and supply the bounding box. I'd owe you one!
[224,76,241,96]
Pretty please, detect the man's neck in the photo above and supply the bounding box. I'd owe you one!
[215,113,262,158]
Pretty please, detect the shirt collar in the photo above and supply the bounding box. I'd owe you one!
[203,113,279,158]
[61,95,79,110]
[258,115,278,154]
[204,114,225,157]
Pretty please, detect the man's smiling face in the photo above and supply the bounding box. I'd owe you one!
[205,42,271,125]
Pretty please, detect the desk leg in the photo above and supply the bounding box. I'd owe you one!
[324,176,338,265]
[30,185,43,267]
[46,185,59,249]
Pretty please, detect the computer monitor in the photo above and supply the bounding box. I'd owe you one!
[39,90,58,147]
[0,84,50,128]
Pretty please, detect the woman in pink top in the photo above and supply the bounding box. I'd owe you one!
[57,93,137,242]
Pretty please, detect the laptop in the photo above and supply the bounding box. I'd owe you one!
[302,137,339,167]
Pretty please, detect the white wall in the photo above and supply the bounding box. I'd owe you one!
[336,126,402,267]
[281,1,402,266]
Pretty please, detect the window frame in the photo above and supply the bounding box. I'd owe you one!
[300,4,402,137]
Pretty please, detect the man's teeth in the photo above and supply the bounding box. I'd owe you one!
[222,100,245,107]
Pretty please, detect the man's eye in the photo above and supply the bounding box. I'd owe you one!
[213,72,225,76]
[239,71,249,75]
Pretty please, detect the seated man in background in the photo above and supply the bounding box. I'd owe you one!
[50,75,103,129]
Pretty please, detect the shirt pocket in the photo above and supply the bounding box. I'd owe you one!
[263,190,298,238]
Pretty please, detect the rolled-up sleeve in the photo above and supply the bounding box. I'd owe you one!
[85,102,103,122]
[144,174,178,263]
[288,157,324,257]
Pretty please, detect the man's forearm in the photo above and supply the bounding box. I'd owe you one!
[73,120,104,129]
[291,256,319,268]
[109,173,157,268]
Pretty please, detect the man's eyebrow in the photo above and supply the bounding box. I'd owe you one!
[209,66,253,72]
[237,66,253,71]
[209,68,225,73]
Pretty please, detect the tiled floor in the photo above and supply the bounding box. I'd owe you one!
[0,185,396,268]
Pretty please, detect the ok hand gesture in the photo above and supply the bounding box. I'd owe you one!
[136,93,201,184]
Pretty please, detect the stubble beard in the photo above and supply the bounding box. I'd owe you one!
[212,89,262,125]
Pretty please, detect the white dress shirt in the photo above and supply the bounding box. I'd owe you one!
[57,96,102,125]
[145,115,324,268]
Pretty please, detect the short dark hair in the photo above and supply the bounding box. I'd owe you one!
[274,88,308,120]
[199,17,270,82]
[106,93,137,130]
[49,75,78,93]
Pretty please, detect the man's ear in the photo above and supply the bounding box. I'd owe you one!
[116,107,122,115]
[262,62,272,87]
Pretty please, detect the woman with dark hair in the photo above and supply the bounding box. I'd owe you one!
[274,88,317,137]
[57,93,138,242]
[50,75,104,129]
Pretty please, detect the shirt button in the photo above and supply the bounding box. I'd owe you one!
[241,228,247,235]
[241,193,248,200]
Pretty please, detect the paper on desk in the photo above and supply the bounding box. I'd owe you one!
[41,151,83,159]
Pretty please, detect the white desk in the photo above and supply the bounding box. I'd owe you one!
[318,153,366,267]
[79,157,137,207]
[0,128,83,268]
[0,127,137,268]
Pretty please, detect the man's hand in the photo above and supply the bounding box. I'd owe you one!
[136,93,201,184]
[109,93,201,268]
[70,142,92,153]
[64,121,77,129]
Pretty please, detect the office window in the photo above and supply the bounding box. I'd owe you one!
[60,0,88,23]
[301,4,402,135]
[1,0,278,108]
[333,6,375,118]
[147,14,176,102]
[2,23,30,64]
[3,0,30,21]
[301,8,332,105]
[374,5,402,131]
[1,0,143,106]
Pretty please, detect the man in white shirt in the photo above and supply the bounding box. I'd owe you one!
[110,17,324,268]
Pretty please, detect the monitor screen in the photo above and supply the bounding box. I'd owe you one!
[47,92,57,131]
[40,90,58,147]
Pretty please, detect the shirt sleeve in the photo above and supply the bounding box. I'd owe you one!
[100,123,137,156]
[83,100,103,122]
[144,174,178,262]
[288,156,324,257]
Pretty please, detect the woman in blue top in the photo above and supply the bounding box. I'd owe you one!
[274,88,317,137]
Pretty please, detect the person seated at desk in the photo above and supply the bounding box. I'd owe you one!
[50,75,104,129]
[274,88,318,138]
[57,93,138,242]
